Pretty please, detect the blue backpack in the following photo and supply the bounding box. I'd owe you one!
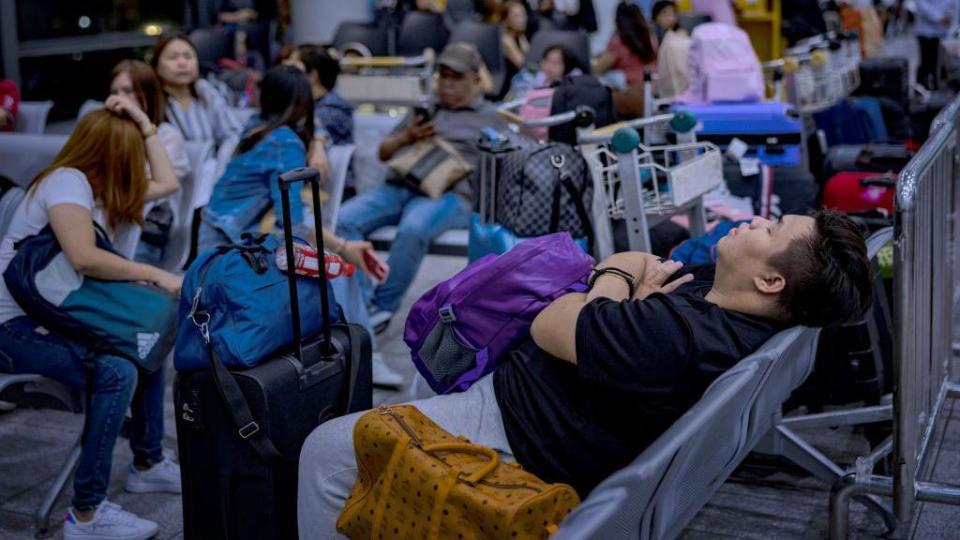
[175,234,342,372]
[669,220,749,265]
[3,225,177,372]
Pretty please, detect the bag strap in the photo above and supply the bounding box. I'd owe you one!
[190,245,282,462]
[549,176,562,233]
[344,324,369,413]
[208,344,282,461]
[560,173,595,252]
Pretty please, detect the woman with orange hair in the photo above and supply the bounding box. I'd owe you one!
[0,96,181,540]
[109,59,190,265]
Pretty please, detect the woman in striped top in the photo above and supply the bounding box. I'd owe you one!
[150,34,244,148]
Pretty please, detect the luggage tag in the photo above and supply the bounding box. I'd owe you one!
[739,157,761,177]
[726,137,749,163]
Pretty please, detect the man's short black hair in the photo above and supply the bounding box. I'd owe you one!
[768,209,873,327]
[299,45,340,92]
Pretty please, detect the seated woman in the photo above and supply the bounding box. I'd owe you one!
[198,65,403,387]
[652,0,691,100]
[592,2,658,118]
[501,1,531,95]
[108,59,191,264]
[151,34,244,149]
[507,44,582,100]
[0,98,182,540]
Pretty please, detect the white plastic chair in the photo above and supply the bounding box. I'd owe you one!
[322,144,356,230]
[77,99,103,120]
[0,133,69,186]
[14,101,54,134]
[162,140,216,271]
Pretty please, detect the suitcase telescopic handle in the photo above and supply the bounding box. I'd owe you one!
[278,167,334,362]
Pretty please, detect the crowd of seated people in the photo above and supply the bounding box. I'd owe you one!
[0,0,924,538]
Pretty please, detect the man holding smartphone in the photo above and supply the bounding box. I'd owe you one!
[336,43,508,332]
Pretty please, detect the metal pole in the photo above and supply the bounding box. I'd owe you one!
[894,203,918,525]
[830,474,897,540]
[610,128,650,253]
[0,0,20,85]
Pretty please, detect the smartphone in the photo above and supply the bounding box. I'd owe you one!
[363,249,389,283]
[413,105,433,122]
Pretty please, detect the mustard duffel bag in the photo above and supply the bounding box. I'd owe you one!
[337,404,580,539]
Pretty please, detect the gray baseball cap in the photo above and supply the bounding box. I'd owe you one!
[436,42,482,74]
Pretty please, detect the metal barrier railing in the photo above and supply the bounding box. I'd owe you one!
[830,94,960,539]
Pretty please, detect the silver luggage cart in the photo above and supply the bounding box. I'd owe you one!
[337,52,434,107]
[494,104,724,258]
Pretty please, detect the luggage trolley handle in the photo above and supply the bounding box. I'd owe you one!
[278,167,335,363]
[477,128,513,223]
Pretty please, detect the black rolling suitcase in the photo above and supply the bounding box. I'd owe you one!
[821,144,913,181]
[174,167,373,540]
[722,162,818,216]
[854,57,910,109]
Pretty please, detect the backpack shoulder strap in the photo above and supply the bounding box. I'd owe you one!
[560,170,595,253]
[208,345,282,461]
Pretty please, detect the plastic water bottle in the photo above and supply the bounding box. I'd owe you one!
[275,243,355,280]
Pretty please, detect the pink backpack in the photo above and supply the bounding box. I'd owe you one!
[519,87,554,141]
[678,23,764,104]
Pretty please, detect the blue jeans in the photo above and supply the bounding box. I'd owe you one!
[336,184,470,312]
[0,317,165,511]
[197,219,234,257]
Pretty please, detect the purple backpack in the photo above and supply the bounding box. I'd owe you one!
[404,233,595,394]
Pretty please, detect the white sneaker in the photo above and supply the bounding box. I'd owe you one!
[372,353,404,388]
[124,455,181,494]
[369,309,394,334]
[63,500,158,540]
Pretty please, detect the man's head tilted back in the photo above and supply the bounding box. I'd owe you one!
[713,209,872,327]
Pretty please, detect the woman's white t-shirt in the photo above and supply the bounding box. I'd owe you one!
[0,168,101,324]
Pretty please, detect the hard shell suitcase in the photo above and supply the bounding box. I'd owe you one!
[813,98,887,146]
[853,57,910,109]
[823,172,895,214]
[723,162,818,216]
[675,102,804,167]
[174,167,373,540]
[821,144,913,181]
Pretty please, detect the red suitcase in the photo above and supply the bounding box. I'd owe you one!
[822,172,896,214]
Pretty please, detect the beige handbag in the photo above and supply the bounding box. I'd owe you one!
[387,137,473,199]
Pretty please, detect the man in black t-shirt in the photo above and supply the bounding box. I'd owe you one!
[297,210,873,535]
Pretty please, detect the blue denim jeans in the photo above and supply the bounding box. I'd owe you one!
[197,219,234,257]
[336,184,470,312]
[0,317,165,511]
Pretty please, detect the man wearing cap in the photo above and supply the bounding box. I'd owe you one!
[335,42,507,331]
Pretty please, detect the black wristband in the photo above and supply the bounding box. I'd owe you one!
[589,266,636,298]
